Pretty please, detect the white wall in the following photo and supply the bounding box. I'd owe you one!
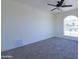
[1,0,55,51]
[54,9,78,40]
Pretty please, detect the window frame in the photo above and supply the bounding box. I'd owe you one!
[64,15,78,37]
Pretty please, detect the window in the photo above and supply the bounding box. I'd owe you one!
[64,15,78,37]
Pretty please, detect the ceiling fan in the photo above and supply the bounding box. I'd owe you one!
[48,0,72,11]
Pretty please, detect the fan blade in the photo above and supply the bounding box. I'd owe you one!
[48,3,56,6]
[61,5,72,7]
[51,8,57,11]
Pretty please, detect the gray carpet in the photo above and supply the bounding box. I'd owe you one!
[2,37,78,59]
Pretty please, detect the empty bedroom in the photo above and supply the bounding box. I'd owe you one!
[1,0,78,59]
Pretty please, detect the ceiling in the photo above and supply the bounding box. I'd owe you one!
[14,0,78,12]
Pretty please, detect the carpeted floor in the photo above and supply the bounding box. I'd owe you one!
[2,37,78,59]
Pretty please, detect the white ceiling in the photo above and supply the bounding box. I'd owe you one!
[14,0,78,12]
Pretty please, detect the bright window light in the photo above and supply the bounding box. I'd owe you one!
[64,15,78,37]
